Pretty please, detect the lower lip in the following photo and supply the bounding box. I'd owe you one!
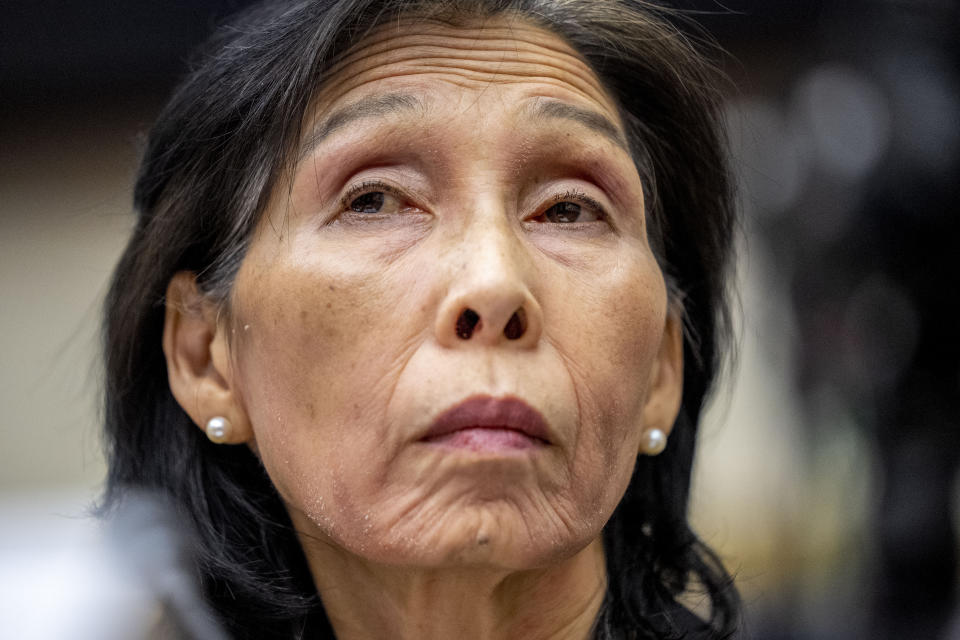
[424,427,544,452]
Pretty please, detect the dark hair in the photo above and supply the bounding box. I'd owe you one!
[102,1,739,638]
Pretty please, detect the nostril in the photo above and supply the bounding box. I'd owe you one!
[456,308,481,340]
[504,308,527,340]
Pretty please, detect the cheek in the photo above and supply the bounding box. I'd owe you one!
[227,242,426,528]
[545,252,666,483]
[226,224,667,566]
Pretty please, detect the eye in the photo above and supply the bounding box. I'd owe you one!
[338,180,423,219]
[544,201,591,223]
[347,190,404,215]
[532,191,606,224]
[350,191,386,213]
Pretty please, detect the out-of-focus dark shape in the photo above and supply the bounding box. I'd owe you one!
[0,0,259,119]
[793,65,891,183]
[723,0,959,638]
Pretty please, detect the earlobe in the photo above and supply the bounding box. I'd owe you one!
[640,310,684,455]
[162,271,253,444]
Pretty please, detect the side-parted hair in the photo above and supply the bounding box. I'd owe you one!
[102,1,739,638]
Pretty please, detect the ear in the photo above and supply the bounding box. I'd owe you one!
[162,271,253,444]
[640,310,684,444]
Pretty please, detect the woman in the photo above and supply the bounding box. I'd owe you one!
[102,0,739,638]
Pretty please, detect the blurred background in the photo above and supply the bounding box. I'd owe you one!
[1,1,958,638]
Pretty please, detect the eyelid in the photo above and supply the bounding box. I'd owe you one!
[552,189,606,218]
[532,188,609,225]
[337,180,609,224]
[339,179,406,210]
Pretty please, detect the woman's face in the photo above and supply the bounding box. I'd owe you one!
[225,19,680,570]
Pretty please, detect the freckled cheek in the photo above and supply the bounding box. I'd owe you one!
[230,258,405,440]
[551,260,666,464]
[229,263,411,525]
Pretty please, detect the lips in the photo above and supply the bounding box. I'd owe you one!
[421,395,551,446]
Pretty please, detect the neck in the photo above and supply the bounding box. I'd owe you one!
[299,536,607,640]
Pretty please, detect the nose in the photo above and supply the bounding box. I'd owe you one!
[434,225,543,349]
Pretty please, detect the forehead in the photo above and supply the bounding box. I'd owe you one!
[305,17,624,135]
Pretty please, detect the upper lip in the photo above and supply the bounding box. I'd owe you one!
[422,395,552,444]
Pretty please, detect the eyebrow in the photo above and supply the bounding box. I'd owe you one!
[528,99,629,151]
[297,92,629,160]
[299,92,424,159]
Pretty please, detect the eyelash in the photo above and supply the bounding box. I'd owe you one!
[337,180,607,222]
[339,179,404,211]
[548,189,607,221]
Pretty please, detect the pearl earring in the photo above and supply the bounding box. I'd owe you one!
[205,416,231,443]
[640,428,667,456]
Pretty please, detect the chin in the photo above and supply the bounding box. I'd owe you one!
[337,498,602,571]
